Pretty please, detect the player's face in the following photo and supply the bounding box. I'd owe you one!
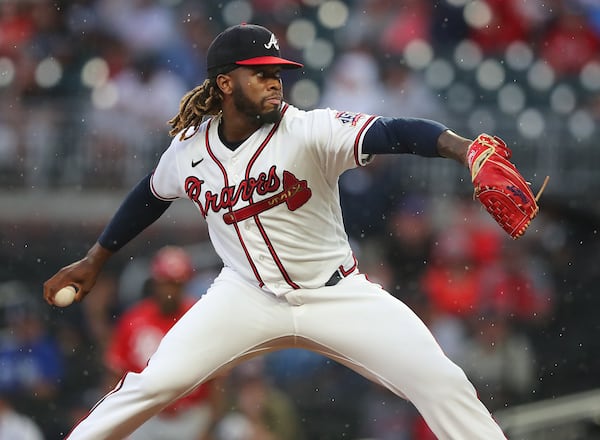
[230,66,283,124]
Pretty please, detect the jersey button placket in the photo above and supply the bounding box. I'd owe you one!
[230,156,240,181]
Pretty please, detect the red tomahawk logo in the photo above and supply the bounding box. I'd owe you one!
[223,171,312,225]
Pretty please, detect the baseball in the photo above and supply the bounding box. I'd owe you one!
[53,285,77,307]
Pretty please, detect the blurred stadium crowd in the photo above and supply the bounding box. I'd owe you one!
[0,0,599,193]
[1,0,600,439]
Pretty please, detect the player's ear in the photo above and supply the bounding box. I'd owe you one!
[216,73,234,95]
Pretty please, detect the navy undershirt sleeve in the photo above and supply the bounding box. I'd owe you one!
[98,173,172,252]
[362,117,448,157]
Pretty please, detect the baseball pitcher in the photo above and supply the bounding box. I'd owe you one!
[44,24,540,439]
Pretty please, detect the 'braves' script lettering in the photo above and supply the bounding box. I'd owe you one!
[185,166,281,217]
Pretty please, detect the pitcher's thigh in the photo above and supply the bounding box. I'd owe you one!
[139,280,293,397]
[296,278,506,439]
[297,279,465,398]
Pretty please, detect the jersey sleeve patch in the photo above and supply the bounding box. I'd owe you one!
[335,111,365,127]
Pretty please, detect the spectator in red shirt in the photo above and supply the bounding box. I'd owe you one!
[539,7,600,76]
[104,246,222,440]
[420,227,484,318]
[482,241,554,324]
[468,0,532,55]
[0,1,34,56]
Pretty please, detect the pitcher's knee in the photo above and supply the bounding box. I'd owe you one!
[421,360,476,400]
[136,366,196,404]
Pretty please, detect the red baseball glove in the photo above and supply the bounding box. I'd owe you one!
[467,134,539,239]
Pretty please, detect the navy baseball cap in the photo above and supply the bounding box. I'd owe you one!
[207,24,303,76]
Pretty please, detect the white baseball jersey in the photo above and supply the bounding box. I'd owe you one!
[150,103,378,295]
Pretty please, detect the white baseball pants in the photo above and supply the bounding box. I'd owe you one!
[124,403,212,440]
[66,268,506,439]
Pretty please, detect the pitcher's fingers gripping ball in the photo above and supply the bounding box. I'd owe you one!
[467,134,540,239]
[53,285,77,307]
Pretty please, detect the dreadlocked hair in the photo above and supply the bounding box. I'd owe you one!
[168,78,223,140]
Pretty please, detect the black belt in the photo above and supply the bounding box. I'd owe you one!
[325,270,343,286]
